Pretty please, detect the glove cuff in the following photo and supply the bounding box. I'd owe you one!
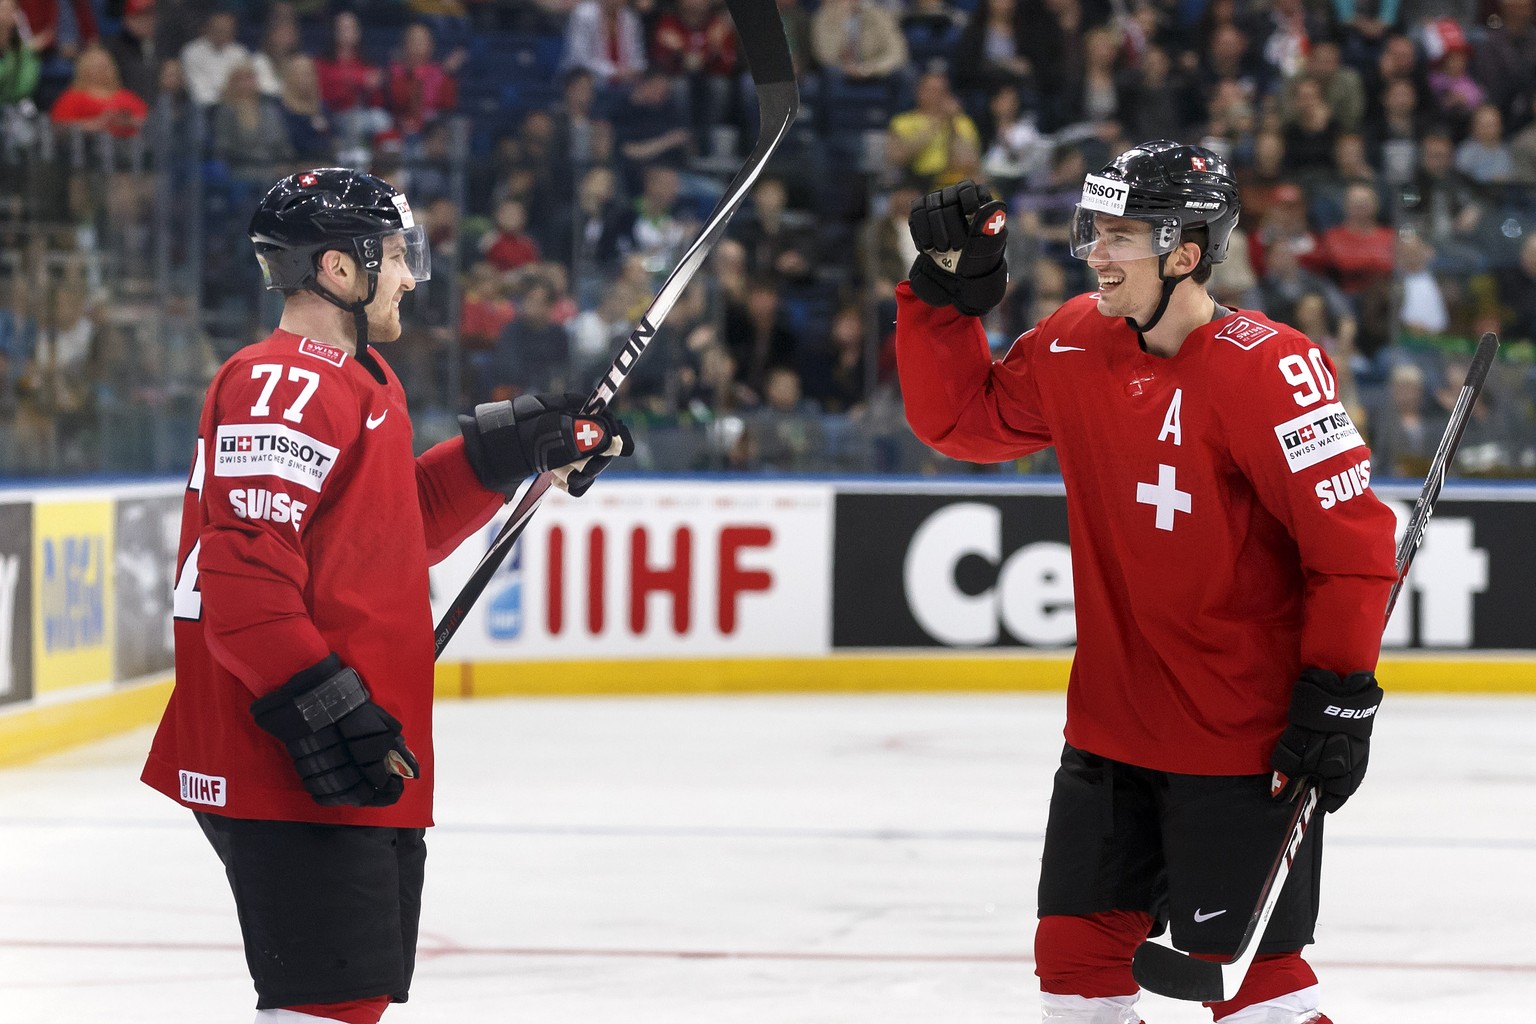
[460,400,533,496]
[1288,668,1382,738]
[251,655,369,742]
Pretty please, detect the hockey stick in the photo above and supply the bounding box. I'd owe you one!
[1130,331,1501,1003]
[432,0,797,658]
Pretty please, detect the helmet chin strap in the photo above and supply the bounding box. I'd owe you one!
[309,274,379,349]
[1124,252,1197,337]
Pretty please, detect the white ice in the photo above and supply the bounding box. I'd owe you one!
[2,693,1533,1023]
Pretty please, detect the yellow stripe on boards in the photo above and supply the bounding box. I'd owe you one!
[0,678,172,768]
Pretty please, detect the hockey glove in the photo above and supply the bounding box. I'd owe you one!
[1270,667,1383,813]
[460,392,632,497]
[251,654,420,808]
[907,179,1010,318]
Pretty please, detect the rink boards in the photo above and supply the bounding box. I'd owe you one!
[2,476,1534,763]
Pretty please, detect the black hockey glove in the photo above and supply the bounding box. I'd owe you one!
[460,392,632,497]
[251,655,420,808]
[907,179,1010,317]
[1270,668,1383,813]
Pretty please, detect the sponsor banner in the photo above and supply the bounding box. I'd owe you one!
[1273,402,1364,473]
[430,481,832,660]
[114,494,179,681]
[833,492,1071,648]
[1079,174,1129,215]
[0,503,34,705]
[33,500,114,693]
[832,487,1533,651]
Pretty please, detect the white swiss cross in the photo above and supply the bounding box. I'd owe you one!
[982,211,1006,235]
[575,421,602,450]
[298,172,318,186]
[1136,463,1192,531]
[1191,156,1207,171]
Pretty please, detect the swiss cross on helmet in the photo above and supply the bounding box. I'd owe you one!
[249,167,431,294]
[1069,140,1240,268]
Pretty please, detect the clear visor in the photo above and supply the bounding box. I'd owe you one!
[389,224,432,282]
[1068,208,1182,262]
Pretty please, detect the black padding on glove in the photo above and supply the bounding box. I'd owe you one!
[564,419,634,497]
[251,654,420,808]
[1270,667,1383,813]
[459,392,629,495]
[907,179,1010,317]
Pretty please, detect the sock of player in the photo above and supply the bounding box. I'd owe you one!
[1210,985,1326,1023]
[1040,992,1143,1023]
[255,995,391,1023]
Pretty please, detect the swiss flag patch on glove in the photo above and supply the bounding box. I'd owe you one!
[573,418,609,453]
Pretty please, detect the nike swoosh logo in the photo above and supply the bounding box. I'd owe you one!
[366,410,388,430]
[1049,339,1086,352]
[1193,908,1227,923]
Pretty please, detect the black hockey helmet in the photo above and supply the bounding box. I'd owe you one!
[249,166,430,307]
[1068,140,1241,269]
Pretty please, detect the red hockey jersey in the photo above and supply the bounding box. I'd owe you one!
[142,330,504,826]
[896,288,1398,775]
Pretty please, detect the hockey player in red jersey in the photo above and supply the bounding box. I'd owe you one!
[142,168,630,1024]
[896,142,1399,1023]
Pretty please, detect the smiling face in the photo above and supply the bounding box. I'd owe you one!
[1083,214,1201,322]
[362,233,417,342]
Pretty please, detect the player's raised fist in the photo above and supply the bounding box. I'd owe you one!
[906,179,1009,317]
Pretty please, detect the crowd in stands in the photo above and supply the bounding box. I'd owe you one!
[2,0,1536,476]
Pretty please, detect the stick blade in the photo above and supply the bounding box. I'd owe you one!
[1131,940,1231,1002]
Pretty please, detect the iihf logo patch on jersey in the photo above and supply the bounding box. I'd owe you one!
[573,419,607,453]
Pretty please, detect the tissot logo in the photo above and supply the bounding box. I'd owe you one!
[1079,174,1130,215]
[1272,402,1363,473]
[213,423,340,491]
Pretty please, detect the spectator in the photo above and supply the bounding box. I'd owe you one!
[1397,230,1451,336]
[1311,131,1381,228]
[799,303,868,414]
[615,163,692,277]
[1251,0,1325,92]
[458,262,516,361]
[278,54,333,162]
[724,277,796,398]
[750,364,823,470]
[1253,236,1355,329]
[1366,76,1423,185]
[1471,0,1536,129]
[1198,22,1257,110]
[211,59,293,179]
[1021,0,1091,130]
[1424,18,1484,137]
[1202,78,1258,164]
[650,0,737,141]
[315,10,386,138]
[549,164,626,287]
[1371,360,1442,477]
[480,197,544,273]
[1496,233,1536,341]
[17,0,96,57]
[50,44,148,137]
[1455,103,1516,183]
[1397,129,1486,273]
[1313,181,1397,297]
[561,0,646,89]
[485,277,572,398]
[857,179,921,303]
[885,69,980,191]
[1282,39,1365,134]
[1236,130,1290,234]
[568,280,640,381]
[1013,145,1090,278]
[386,23,465,137]
[951,0,1033,95]
[250,7,300,99]
[1282,76,1340,176]
[549,67,610,172]
[611,67,693,192]
[1292,288,1366,429]
[1121,44,1200,142]
[1250,182,1323,280]
[809,0,908,86]
[1065,24,1126,126]
[978,85,1048,195]
[0,0,40,109]
[730,176,814,285]
[1331,0,1401,72]
[103,0,157,102]
[179,9,248,107]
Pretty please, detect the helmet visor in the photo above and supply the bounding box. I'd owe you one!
[387,224,432,283]
[1068,207,1183,262]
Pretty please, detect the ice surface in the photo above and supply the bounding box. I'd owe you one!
[2,693,1532,1022]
